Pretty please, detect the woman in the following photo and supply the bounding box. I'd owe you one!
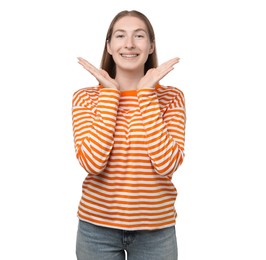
[72,10,186,260]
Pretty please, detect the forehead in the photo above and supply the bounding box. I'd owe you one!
[113,16,148,32]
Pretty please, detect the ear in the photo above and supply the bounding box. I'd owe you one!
[149,41,155,54]
[107,40,112,55]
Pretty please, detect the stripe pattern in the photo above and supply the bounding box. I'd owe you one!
[72,85,186,230]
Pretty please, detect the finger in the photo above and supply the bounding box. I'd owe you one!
[77,57,92,68]
[154,59,179,80]
[169,57,180,63]
[77,57,94,68]
[157,67,175,80]
[77,58,99,75]
[161,57,180,68]
[158,58,180,74]
[164,57,180,68]
[77,57,88,64]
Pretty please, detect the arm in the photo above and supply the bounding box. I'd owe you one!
[72,87,120,174]
[137,87,186,177]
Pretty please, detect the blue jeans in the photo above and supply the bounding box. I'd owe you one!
[76,220,178,260]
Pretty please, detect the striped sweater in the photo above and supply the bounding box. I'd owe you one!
[72,84,186,230]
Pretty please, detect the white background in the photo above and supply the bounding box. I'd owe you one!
[0,0,265,259]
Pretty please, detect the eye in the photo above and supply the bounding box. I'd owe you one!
[135,34,144,39]
[116,34,125,38]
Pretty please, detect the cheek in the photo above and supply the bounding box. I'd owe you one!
[108,41,123,55]
[138,41,153,52]
[142,46,153,56]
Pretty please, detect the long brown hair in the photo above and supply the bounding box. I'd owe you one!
[100,10,158,79]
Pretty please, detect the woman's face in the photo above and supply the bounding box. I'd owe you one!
[107,16,154,75]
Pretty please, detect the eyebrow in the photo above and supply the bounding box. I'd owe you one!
[113,28,147,34]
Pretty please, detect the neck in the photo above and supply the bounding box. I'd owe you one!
[115,68,144,92]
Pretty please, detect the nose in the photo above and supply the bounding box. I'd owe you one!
[125,36,135,49]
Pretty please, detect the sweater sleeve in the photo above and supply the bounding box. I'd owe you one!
[137,87,186,177]
[72,87,120,175]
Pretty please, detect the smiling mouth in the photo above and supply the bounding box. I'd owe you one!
[121,54,139,58]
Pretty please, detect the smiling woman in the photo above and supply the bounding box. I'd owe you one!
[105,16,155,89]
[73,10,185,260]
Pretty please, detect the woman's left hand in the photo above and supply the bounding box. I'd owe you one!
[137,57,180,90]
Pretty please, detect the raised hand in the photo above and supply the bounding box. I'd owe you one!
[137,57,180,90]
[77,57,119,90]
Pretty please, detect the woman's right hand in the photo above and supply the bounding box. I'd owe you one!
[77,57,119,90]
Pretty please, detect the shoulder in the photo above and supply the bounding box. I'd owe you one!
[72,85,101,106]
[156,84,185,107]
[73,85,101,99]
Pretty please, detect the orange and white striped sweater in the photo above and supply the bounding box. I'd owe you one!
[72,84,186,230]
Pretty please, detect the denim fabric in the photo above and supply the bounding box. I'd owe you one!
[76,220,177,260]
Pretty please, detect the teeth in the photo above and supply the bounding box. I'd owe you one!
[121,54,138,57]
